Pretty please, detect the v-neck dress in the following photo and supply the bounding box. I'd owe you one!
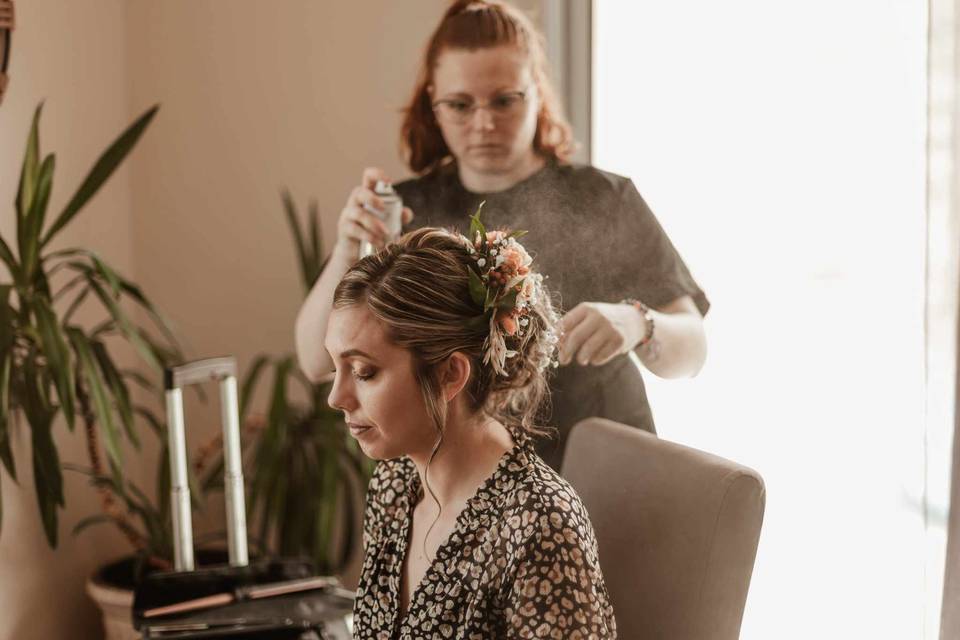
[352,439,617,639]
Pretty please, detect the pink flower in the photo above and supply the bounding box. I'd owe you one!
[486,231,505,246]
[497,309,518,335]
[501,244,531,277]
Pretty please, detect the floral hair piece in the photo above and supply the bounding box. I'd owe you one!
[464,204,549,377]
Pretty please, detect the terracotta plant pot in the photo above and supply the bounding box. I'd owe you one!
[85,571,137,640]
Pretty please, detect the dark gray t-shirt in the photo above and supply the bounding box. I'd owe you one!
[395,161,709,470]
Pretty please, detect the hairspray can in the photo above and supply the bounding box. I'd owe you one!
[359,180,403,259]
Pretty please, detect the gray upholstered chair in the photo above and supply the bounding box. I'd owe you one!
[561,418,765,640]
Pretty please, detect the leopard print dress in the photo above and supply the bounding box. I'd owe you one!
[352,439,617,639]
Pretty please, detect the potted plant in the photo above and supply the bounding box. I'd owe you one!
[0,102,190,639]
[199,190,373,578]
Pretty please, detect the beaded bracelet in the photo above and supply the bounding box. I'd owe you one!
[621,298,655,348]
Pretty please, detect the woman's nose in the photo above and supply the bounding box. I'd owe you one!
[327,373,354,412]
[470,105,496,130]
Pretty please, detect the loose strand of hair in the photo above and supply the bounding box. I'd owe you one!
[421,431,444,562]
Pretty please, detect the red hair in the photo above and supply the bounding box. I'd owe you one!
[400,0,576,175]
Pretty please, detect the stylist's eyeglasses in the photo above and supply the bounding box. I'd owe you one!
[431,90,530,125]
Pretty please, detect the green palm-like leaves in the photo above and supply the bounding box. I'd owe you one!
[41,105,159,247]
[1,102,179,548]
[281,188,325,293]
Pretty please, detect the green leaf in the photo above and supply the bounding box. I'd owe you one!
[88,251,122,298]
[337,457,361,570]
[15,103,43,220]
[31,414,62,547]
[0,352,16,481]
[468,201,487,244]
[281,189,312,294]
[484,283,496,312]
[0,285,13,357]
[239,355,271,420]
[133,405,164,438]
[307,199,322,289]
[85,277,161,372]
[53,271,87,302]
[91,339,138,450]
[115,278,179,349]
[61,284,91,326]
[20,154,55,283]
[122,370,156,394]
[467,268,486,307]
[51,250,122,300]
[42,105,159,247]
[125,480,164,543]
[497,288,519,311]
[268,359,293,431]
[507,229,528,240]
[315,443,338,566]
[67,327,123,474]
[0,235,20,283]
[58,254,171,342]
[33,297,76,431]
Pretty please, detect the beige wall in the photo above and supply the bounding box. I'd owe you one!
[1,1,545,638]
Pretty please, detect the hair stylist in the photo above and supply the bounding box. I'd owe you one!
[296,0,709,471]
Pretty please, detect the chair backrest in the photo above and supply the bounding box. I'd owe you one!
[561,418,765,640]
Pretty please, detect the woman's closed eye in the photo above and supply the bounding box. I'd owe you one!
[352,367,377,382]
[329,365,376,382]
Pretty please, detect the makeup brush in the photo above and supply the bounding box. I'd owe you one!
[142,575,346,618]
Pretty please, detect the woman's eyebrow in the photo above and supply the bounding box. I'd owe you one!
[339,348,377,362]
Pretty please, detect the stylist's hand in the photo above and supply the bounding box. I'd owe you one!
[333,167,415,260]
[558,302,647,367]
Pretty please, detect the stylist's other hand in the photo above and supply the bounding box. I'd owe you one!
[558,302,647,367]
[333,167,415,259]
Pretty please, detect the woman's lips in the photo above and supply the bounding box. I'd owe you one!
[469,144,505,153]
[347,422,373,437]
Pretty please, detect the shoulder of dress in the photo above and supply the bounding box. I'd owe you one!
[504,457,590,524]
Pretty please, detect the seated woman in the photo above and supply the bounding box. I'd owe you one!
[324,223,617,638]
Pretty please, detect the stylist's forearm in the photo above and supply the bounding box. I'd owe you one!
[295,245,354,381]
[635,310,707,379]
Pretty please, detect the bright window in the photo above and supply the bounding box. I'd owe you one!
[594,2,930,637]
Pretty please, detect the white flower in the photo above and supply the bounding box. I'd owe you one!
[477,258,486,267]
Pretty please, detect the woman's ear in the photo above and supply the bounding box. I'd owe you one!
[439,352,472,403]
